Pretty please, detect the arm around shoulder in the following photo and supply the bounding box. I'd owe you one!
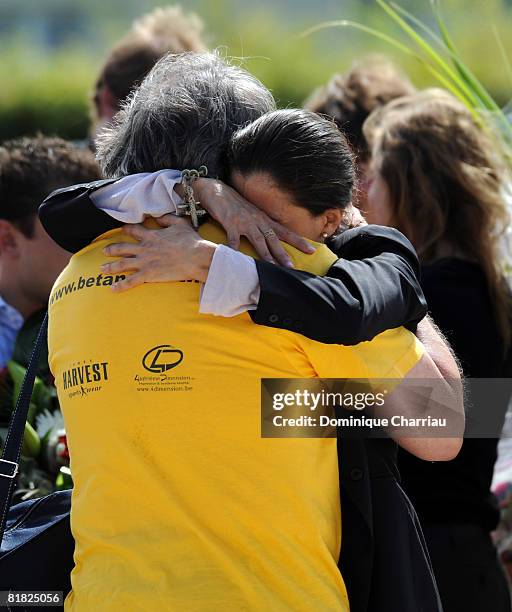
[39,179,121,253]
[251,225,427,345]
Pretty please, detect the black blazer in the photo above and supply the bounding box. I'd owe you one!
[338,434,441,612]
[251,225,426,343]
[39,180,435,611]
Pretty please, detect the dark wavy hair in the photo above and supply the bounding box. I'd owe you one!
[0,136,99,237]
[228,109,356,217]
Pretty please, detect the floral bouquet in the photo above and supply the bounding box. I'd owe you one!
[0,361,71,503]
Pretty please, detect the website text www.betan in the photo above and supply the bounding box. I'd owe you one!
[50,273,126,305]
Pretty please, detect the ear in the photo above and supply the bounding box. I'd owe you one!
[322,208,344,236]
[97,84,117,123]
[0,220,22,258]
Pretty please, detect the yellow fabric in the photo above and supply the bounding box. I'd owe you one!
[48,220,423,612]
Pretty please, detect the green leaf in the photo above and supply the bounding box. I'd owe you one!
[302,1,512,148]
[492,25,512,89]
[21,420,41,458]
[301,19,478,116]
[376,0,481,108]
[430,2,512,140]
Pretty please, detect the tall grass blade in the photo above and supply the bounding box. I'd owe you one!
[376,0,481,107]
[431,0,500,112]
[492,25,512,89]
[301,20,477,112]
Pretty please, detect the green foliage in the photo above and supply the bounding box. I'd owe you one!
[0,46,96,141]
[305,0,512,151]
[1,1,512,142]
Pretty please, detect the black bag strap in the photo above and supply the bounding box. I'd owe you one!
[0,312,48,543]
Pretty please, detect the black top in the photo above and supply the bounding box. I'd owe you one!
[399,258,510,531]
[251,225,427,343]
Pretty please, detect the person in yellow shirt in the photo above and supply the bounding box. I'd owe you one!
[48,53,461,611]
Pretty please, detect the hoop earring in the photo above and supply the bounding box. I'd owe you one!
[322,233,329,239]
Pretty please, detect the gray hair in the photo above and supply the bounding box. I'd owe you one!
[95,52,276,179]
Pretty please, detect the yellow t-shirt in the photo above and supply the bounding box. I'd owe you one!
[48,220,423,612]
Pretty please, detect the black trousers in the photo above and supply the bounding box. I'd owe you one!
[339,438,443,612]
[367,478,443,612]
[423,523,511,612]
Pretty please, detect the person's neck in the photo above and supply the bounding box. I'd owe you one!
[0,270,42,321]
[423,240,471,265]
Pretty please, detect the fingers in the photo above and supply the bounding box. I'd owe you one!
[264,231,294,268]
[228,225,296,267]
[275,225,316,254]
[342,204,367,229]
[110,272,146,293]
[101,258,139,275]
[226,231,240,251]
[246,230,274,264]
[155,214,176,228]
[155,214,191,229]
[103,242,142,258]
[122,224,152,241]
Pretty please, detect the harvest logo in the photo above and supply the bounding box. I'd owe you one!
[142,345,183,373]
[63,361,109,390]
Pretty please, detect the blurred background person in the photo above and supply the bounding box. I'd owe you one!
[304,56,416,210]
[0,135,100,499]
[90,5,207,138]
[0,136,100,372]
[363,88,512,612]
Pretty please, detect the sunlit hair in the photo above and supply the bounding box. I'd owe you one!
[92,5,207,121]
[364,88,511,345]
[304,55,415,163]
[95,52,276,179]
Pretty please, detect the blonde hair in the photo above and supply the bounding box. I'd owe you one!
[364,88,511,346]
[93,5,207,119]
[130,5,206,56]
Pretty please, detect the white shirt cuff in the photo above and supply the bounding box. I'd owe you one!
[90,169,183,223]
[199,245,261,317]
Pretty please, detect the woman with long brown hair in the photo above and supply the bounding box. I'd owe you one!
[364,88,512,612]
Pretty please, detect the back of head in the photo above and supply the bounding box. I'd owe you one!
[228,109,355,215]
[93,5,207,125]
[96,52,276,179]
[364,88,509,259]
[0,137,100,310]
[364,88,511,344]
[0,136,100,236]
[304,56,415,162]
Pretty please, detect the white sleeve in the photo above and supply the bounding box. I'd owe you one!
[199,245,261,316]
[89,169,183,223]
